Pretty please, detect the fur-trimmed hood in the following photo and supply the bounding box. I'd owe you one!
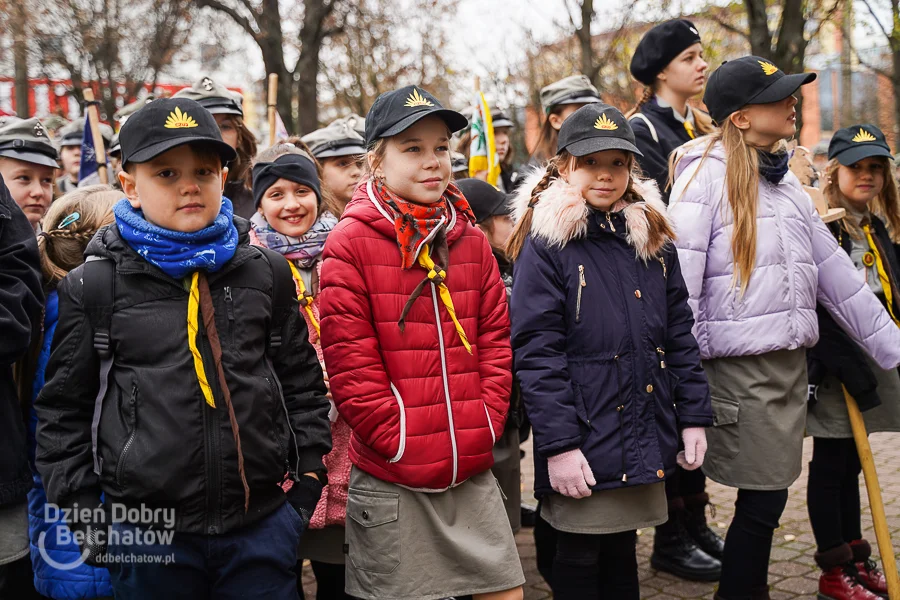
[511,166,674,261]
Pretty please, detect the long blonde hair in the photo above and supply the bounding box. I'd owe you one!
[823,156,900,242]
[38,185,120,287]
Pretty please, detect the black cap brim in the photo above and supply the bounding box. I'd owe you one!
[203,106,243,117]
[493,118,514,129]
[564,137,643,158]
[124,136,237,167]
[315,144,367,159]
[834,144,895,166]
[555,95,602,107]
[379,108,469,141]
[0,149,60,168]
[749,72,817,106]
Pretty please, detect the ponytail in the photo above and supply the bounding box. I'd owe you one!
[625,85,655,119]
[506,153,568,260]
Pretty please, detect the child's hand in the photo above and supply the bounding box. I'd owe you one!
[677,427,707,471]
[547,448,596,498]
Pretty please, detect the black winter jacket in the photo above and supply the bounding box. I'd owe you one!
[807,215,900,410]
[0,176,43,507]
[630,98,697,204]
[35,218,332,534]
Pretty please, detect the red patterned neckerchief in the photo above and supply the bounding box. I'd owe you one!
[373,179,475,269]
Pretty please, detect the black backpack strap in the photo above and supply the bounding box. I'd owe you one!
[83,256,115,475]
[256,247,297,356]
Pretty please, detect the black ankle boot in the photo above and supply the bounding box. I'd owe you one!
[651,509,722,582]
[683,492,725,560]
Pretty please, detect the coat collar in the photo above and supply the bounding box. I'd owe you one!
[512,166,673,261]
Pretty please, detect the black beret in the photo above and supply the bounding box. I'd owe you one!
[630,20,702,86]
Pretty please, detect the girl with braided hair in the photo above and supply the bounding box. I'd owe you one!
[21,184,119,600]
[508,103,712,599]
[627,20,714,207]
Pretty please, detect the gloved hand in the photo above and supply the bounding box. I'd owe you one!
[677,427,707,471]
[64,490,108,567]
[286,474,324,532]
[547,449,596,498]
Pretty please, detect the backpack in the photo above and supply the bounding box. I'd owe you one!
[82,247,297,476]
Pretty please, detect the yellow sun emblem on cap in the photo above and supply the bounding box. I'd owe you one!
[758,61,779,76]
[404,89,434,108]
[594,113,618,131]
[164,107,198,129]
[852,128,877,143]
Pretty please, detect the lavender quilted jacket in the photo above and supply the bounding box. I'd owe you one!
[668,141,900,369]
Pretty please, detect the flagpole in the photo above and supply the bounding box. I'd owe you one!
[267,74,278,147]
[82,88,108,185]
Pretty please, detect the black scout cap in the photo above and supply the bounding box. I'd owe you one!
[703,56,816,124]
[557,103,642,157]
[828,124,894,166]
[0,118,60,168]
[630,19,702,86]
[456,178,510,224]
[118,98,237,167]
[365,86,468,148]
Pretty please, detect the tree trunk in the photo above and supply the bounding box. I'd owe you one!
[744,0,772,58]
[577,0,594,84]
[295,0,334,135]
[257,0,294,133]
[840,2,854,128]
[11,1,30,117]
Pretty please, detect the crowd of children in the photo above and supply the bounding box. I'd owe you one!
[2,18,900,600]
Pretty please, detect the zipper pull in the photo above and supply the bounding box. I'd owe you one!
[578,264,586,287]
[605,212,616,232]
[656,347,666,369]
[658,256,667,279]
[224,286,235,321]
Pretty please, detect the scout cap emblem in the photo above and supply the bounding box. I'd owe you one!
[33,122,46,137]
[759,61,779,76]
[164,107,199,129]
[594,113,618,131]
[405,89,434,108]
[852,128,877,143]
[201,77,214,91]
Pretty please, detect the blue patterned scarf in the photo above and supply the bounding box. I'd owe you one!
[249,210,337,268]
[114,198,239,279]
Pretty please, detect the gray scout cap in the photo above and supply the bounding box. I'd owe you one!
[451,151,468,174]
[114,94,156,124]
[540,75,601,114]
[57,119,114,148]
[108,133,121,157]
[0,116,21,129]
[302,115,367,159]
[0,118,60,168]
[492,109,514,129]
[173,76,243,117]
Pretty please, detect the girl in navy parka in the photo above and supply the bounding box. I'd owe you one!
[508,103,713,599]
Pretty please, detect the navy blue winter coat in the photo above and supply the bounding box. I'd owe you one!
[509,172,712,497]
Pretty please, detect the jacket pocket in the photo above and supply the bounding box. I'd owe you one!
[267,376,288,470]
[388,384,406,463]
[116,384,139,489]
[482,401,496,445]
[346,489,401,574]
[708,396,740,460]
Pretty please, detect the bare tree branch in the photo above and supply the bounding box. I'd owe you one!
[196,0,258,41]
[858,0,892,42]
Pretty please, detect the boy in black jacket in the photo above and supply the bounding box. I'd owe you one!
[35,98,331,599]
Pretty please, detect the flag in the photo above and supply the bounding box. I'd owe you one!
[274,110,289,141]
[468,92,500,187]
[78,112,102,187]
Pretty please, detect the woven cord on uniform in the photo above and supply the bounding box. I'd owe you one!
[683,120,695,139]
[188,272,215,408]
[286,261,320,336]
[864,224,900,327]
[413,244,471,353]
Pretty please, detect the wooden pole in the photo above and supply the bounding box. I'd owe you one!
[844,386,900,599]
[267,73,278,146]
[81,88,108,185]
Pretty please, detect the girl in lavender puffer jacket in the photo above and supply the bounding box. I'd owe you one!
[668,58,900,600]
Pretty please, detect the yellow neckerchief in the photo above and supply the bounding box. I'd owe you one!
[863,224,900,326]
[418,244,472,354]
[287,261,321,337]
[683,120,695,140]
[187,272,216,408]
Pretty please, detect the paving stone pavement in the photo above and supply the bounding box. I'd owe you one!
[302,432,900,599]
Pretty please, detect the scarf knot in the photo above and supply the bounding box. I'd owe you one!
[114,198,239,279]
[249,211,337,268]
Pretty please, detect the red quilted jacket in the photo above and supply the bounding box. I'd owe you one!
[318,180,512,491]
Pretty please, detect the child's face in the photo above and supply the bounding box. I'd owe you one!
[837,157,885,209]
[214,114,239,150]
[737,95,798,146]
[548,104,584,131]
[0,157,54,228]
[118,144,227,233]
[60,145,81,179]
[481,214,514,248]
[258,178,319,238]
[495,128,511,162]
[562,150,631,211]
[659,43,707,98]
[372,116,451,205]
[321,155,364,207]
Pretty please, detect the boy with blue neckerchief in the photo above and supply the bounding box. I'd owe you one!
[34,97,332,600]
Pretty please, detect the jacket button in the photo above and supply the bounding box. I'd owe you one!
[634,290,642,299]
[657,469,665,478]
[646,384,654,393]
[362,510,369,520]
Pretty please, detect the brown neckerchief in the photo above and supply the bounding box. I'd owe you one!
[398,228,451,332]
[197,273,250,513]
